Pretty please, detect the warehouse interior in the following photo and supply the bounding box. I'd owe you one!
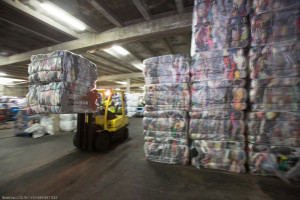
[1,0,300,199]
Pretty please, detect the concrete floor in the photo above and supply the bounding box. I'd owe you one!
[0,118,300,200]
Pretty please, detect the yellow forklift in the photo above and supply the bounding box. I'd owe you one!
[73,89,129,151]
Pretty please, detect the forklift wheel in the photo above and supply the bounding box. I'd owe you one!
[95,132,110,152]
[73,133,81,148]
[123,128,129,140]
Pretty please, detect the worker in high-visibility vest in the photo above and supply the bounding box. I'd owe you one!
[103,92,116,119]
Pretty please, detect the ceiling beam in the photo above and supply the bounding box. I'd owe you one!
[87,0,123,28]
[0,18,60,44]
[2,0,82,39]
[98,72,143,81]
[132,0,151,21]
[174,0,184,14]
[0,12,192,66]
[139,42,156,57]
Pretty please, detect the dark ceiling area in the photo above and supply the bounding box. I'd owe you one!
[0,0,193,90]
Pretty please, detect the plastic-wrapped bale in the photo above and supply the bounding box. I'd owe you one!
[27,50,98,114]
[190,79,247,111]
[249,144,300,176]
[28,50,97,87]
[250,7,300,47]
[144,83,190,111]
[59,114,77,132]
[190,140,246,173]
[191,48,247,82]
[27,82,98,114]
[249,42,300,79]
[251,0,299,16]
[249,77,300,112]
[191,17,249,54]
[143,54,190,84]
[192,0,250,25]
[143,110,189,165]
[247,112,300,147]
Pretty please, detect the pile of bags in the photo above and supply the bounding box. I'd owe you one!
[189,0,251,173]
[59,114,77,132]
[27,50,98,114]
[125,93,141,117]
[247,1,300,179]
[143,54,190,165]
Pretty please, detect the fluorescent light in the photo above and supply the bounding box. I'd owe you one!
[131,62,144,70]
[104,45,129,56]
[40,3,85,31]
[0,77,27,85]
[115,81,128,85]
[0,72,7,76]
[111,46,129,55]
[115,88,121,90]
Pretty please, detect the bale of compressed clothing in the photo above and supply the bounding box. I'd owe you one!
[193,0,250,25]
[190,79,247,111]
[27,50,98,114]
[143,106,189,165]
[250,7,299,47]
[143,54,190,84]
[249,77,300,112]
[144,83,190,111]
[190,140,246,173]
[247,112,300,147]
[251,0,299,16]
[143,54,190,165]
[28,50,97,87]
[191,48,247,81]
[248,144,300,177]
[249,42,300,79]
[27,82,96,114]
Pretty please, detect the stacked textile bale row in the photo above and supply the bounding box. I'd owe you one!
[143,55,190,165]
[26,50,98,114]
[189,0,251,173]
[247,1,300,177]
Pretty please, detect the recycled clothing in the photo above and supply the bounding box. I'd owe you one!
[192,17,249,53]
[28,50,98,88]
[193,0,250,25]
[249,42,300,79]
[251,0,299,16]
[190,140,246,173]
[144,142,189,165]
[189,110,244,120]
[251,7,300,46]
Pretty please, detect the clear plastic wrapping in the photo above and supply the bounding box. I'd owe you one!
[192,17,249,53]
[190,140,246,173]
[189,119,245,141]
[249,78,300,111]
[144,74,190,84]
[247,112,300,146]
[191,48,247,81]
[189,110,244,120]
[144,142,189,165]
[251,0,299,16]
[143,54,189,65]
[249,144,300,176]
[193,0,250,25]
[28,50,98,87]
[249,42,300,79]
[144,83,190,110]
[27,82,96,114]
[250,7,300,46]
[192,79,246,88]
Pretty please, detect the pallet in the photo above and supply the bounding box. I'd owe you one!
[15,133,32,138]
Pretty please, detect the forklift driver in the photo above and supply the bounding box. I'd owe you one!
[103,91,116,120]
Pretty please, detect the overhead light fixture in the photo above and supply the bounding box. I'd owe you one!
[115,88,121,90]
[40,3,86,31]
[104,45,129,56]
[0,72,7,76]
[0,77,27,85]
[115,81,128,85]
[131,62,144,70]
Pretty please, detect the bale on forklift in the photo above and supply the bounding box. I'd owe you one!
[73,90,129,151]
